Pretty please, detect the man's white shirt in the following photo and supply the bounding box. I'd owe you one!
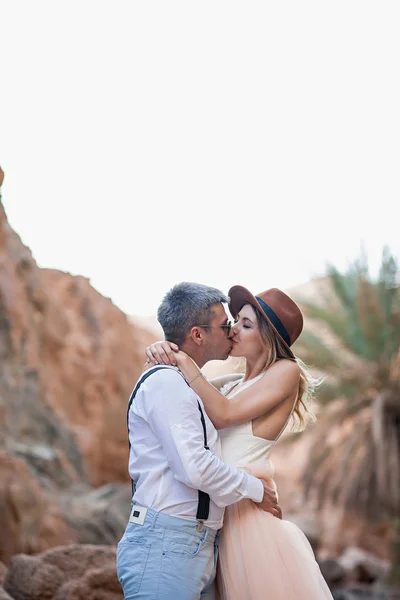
[128,365,264,530]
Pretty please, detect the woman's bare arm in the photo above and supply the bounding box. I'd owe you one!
[177,352,300,430]
[144,342,241,389]
[144,341,300,429]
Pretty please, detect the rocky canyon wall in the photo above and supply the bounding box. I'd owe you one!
[0,186,157,563]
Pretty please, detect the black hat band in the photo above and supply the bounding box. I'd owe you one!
[255,296,291,347]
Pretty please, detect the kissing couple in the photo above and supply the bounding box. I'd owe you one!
[117,282,333,599]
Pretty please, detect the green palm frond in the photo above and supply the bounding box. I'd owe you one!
[299,247,400,523]
[378,248,400,360]
[304,397,400,519]
[299,247,400,381]
[301,301,352,350]
[326,263,358,312]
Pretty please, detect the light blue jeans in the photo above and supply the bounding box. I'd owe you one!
[117,506,219,600]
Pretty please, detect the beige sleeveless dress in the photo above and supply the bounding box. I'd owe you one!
[217,375,333,600]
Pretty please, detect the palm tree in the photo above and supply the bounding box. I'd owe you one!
[294,248,400,582]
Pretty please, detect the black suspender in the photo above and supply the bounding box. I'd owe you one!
[196,400,210,524]
[127,366,210,523]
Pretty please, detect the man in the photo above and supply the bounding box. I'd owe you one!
[117,282,279,600]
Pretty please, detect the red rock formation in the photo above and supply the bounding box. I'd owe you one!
[0,453,76,564]
[37,268,155,485]
[0,186,156,487]
[0,174,157,563]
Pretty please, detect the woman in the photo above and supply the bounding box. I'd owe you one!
[145,285,333,600]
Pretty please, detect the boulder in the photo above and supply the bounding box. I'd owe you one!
[4,554,64,600]
[3,545,121,600]
[319,557,346,587]
[54,566,122,600]
[319,546,391,590]
[338,547,390,584]
[40,544,117,579]
[333,583,400,599]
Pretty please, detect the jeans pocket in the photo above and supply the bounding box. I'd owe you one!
[164,533,202,559]
[117,539,151,595]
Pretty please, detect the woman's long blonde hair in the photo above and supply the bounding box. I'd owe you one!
[254,306,317,431]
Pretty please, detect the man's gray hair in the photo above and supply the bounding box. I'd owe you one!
[157,282,229,346]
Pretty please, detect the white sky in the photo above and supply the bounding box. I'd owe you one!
[1,1,399,316]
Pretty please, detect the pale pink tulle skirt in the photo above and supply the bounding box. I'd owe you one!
[217,463,333,600]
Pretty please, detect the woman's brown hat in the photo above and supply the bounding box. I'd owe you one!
[228,285,303,357]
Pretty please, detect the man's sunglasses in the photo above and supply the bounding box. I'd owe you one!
[197,321,232,337]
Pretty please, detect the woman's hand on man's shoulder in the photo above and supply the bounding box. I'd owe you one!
[145,340,179,366]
